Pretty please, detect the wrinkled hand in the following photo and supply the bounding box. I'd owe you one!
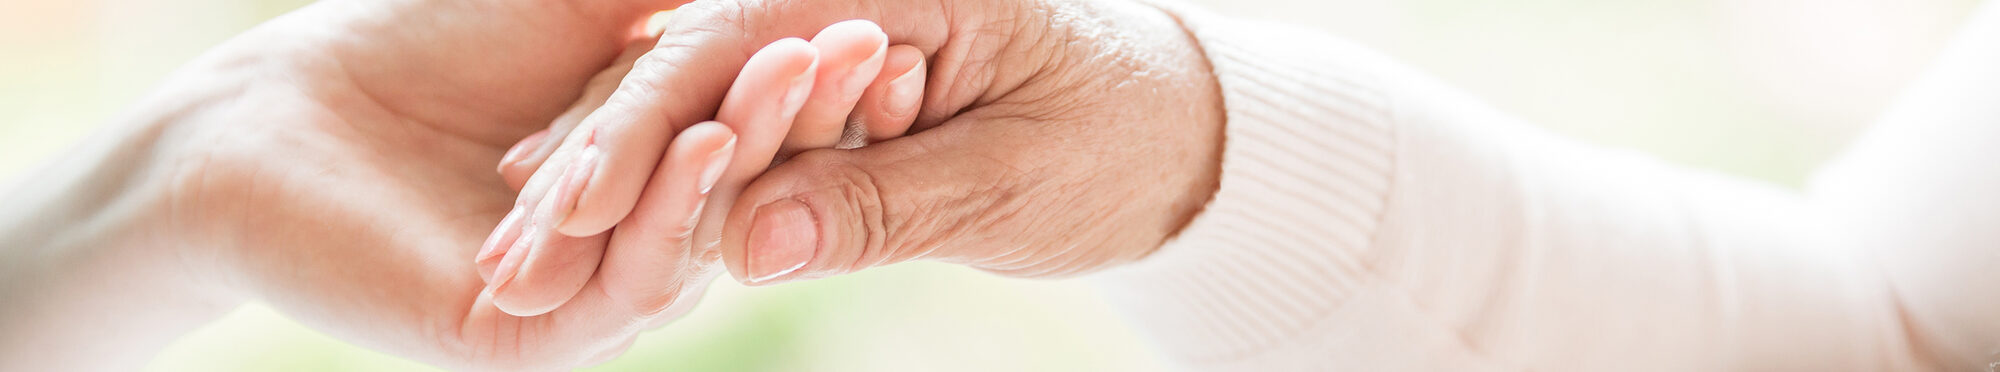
[156,0,702,369]
[514,0,1227,288]
[478,19,930,317]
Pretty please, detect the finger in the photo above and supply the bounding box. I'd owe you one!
[491,39,816,315]
[488,170,613,316]
[598,27,833,313]
[719,119,1018,285]
[782,20,888,157]
[496,129,549,191]
[478,137,608,287]
[581,1,960,258]
[460,274,647,370]
[460,266,714,368]
[479,37,810,286]
[598,121,734,315]
[499,38,656,190]
[846,44,927,147]
[477,203,529,281]
[550,37,817,238]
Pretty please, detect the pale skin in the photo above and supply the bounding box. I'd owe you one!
[0,2,930,371]
[0,0,1223,370]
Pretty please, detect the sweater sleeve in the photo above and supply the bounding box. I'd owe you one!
[1096,2,1947,370]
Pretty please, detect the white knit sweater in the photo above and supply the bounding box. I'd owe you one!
[1101,2,2000,370]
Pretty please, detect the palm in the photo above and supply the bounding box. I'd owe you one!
[179,0,676,368]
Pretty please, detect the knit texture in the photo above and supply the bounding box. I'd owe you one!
[1098,1,1954,370]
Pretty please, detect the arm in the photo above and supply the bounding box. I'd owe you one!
[1811,1,2000,368]
[1097,2,1970,370]
[0,108,238,370]
[0,0,740,368]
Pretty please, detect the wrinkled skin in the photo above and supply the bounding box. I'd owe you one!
[62,0,1223,368]
[498,0,1227,313]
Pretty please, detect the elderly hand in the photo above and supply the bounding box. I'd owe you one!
[507,0,1226,290]
[477,19,932,317]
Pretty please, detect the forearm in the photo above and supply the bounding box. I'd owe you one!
[1807,2,2000,369]
[0,113,239,370]
[1102,3,1924,370]
[1372,84,1922,369]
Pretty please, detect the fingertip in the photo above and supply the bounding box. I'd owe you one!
[760,37,821,68]
[553,146,613,237]
[786,20,891,153]
[879,46,925,121]
[810,20,889,77]
[490,231,607,317]
[817,19,887,44]
[498,130,549,174]
[879,45,925,84]
[677,121,738,150]
[723,38,820,127]
[743,198,816,284]
[853,44,925,141]
[594,121,734,315]
[475,206,529,281]
[486,234,537,315]
[492,292,562,318]
[717,156,827,286]
[498,130,552,190]
[673,122,739,192]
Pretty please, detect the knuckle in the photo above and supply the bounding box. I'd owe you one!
[786,151,895,271]
[837,162,894,269]
[663,0,753,45]
[609,50,679,105]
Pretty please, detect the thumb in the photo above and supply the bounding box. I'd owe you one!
[719,123,1029,285]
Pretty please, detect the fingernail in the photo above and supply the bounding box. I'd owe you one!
[489,223,536,291]
[496,130,550,174]
[781,66,816,114]
[551,146,601,225]
[476,206,526,262]
[698,136,736,194]
[840,47,887,95]
[884,59,924,118]
[747,199,818,283]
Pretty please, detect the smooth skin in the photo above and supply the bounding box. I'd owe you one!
[0,0,848,369]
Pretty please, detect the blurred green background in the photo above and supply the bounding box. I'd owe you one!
[0,0,1981,370]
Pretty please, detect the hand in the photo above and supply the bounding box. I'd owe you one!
[535,0,1226,286]
[482,19,931,315]
[129,0,712,369]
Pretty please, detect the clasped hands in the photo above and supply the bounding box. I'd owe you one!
[148,0,1223,369]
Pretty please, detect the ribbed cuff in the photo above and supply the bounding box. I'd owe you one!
[1096,2,1402,366]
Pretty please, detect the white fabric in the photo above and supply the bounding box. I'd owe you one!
[1101,2,2000,370]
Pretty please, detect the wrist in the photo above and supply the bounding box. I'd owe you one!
[0,105,244,368]
[1137,1,1227,241]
